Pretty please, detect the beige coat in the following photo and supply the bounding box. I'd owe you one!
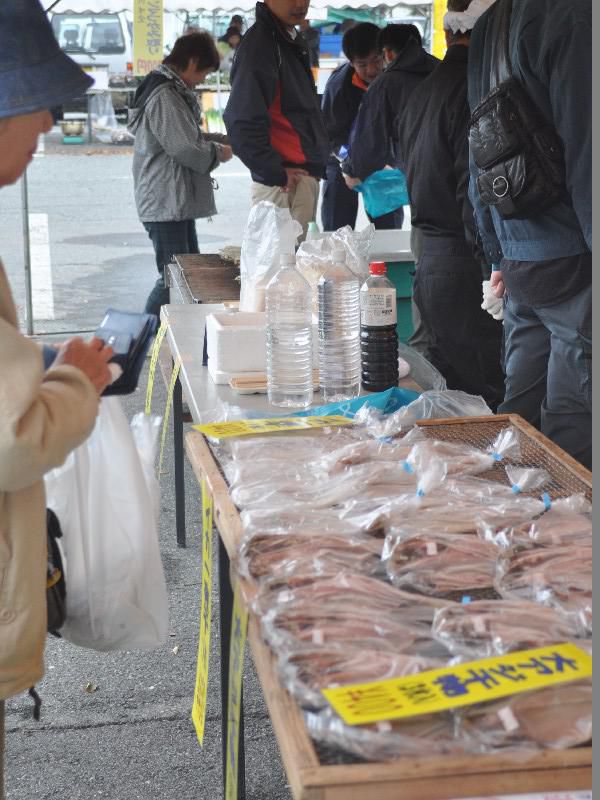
[0,261,99,700]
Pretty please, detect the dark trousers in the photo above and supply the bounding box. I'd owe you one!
[321,161,404,232]
[414,237,504,410]
[500,281,592,469]
[143,220,199,318]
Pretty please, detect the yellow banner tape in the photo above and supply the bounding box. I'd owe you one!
[225,585,249,800]
[322,642,592,726]
[192,478,213,745]
[157,358,181,477]
[145,322,168,416]
[194,415,353,440]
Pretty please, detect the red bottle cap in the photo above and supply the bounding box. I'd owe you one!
[369,261,386,275]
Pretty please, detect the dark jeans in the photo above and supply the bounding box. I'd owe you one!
[500,280,592,469]
[414,237,504,410]
[321,161,404,231]
[143,220,199,318]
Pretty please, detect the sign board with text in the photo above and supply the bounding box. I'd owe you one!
[133,0,163,76]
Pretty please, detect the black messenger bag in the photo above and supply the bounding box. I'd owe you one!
[468,0,566,220]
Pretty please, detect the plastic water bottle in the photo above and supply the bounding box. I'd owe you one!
[306,221,320,240]
[318,247,361,402]
[266,253,313,408]
[360,261,399,392]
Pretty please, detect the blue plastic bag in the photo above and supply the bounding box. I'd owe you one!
[292,387,419,420]
[355,169,409,218]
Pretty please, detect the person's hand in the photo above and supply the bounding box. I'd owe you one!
[343,174,361,190]
[218,144,233,163]
[490,268,505,299]
[51,336,114,395]
[281,167,308,192]
[481,280,504,320]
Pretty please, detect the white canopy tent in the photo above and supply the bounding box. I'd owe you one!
[48,0,431,13]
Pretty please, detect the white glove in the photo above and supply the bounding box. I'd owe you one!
[481,280,504,321]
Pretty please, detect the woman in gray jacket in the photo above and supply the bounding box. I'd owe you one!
[128,33,232,318]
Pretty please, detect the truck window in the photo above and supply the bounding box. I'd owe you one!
[51,14,126,54]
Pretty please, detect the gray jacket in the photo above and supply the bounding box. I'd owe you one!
[128,70,221,222]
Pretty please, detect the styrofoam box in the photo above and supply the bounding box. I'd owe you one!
[370,229,413,262]
[206,311,318,385]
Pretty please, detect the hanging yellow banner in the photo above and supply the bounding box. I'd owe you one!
[432,0,447,59]
[193,415,353,440]
[133,0,163,76]
[323,643,592,726]
[191,478,213,745]
[225,585,248,800]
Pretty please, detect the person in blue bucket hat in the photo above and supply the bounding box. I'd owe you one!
[0,2,116,793]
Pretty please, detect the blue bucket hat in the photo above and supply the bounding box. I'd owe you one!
[0,0,93,119]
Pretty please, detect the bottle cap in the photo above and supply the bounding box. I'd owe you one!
[369,261,386,275]
[280,253,296,266]
[307,221,319,232]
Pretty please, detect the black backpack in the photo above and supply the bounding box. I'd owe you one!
[46,508,66,637]
[469,0,566,220]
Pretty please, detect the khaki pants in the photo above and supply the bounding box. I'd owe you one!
[251,176,319,243]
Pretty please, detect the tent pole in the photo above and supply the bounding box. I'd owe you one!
[21,170,34,336]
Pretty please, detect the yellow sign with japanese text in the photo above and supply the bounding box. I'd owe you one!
[194,415,353,440]
[191,478,213,744]
[225,584,248,800]
[133,0,163,76]
[323,643,592,726]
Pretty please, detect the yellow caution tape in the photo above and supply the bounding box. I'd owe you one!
[145,322,168,416]
[194,415,353,440]
[157,358,181,477]
[192,478,213,745]
[323,642,592,726]
[225,584,249,800]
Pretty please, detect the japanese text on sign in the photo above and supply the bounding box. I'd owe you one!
[133,0,163,76]
[191,479,213,744]
[194,415,353,440]
[322,643,592,726]
[225,586,248,800]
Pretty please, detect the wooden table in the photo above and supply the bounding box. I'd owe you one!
[159,303,592,800]
[184,418,592,800]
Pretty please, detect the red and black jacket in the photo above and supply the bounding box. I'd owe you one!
[223,2,329,187]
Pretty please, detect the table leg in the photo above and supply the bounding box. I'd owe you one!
[219,537,246,799]
[173,367,186,548]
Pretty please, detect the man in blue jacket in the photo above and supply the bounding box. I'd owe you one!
[224,0,329,240]
[342,25,438,191]
[320,23,382,231]
[468,0,592,468]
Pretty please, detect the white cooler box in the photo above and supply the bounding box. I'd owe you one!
[206,311,318,385]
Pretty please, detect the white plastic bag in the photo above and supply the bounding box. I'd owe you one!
[44,398,168,651]
[239,202,302,311]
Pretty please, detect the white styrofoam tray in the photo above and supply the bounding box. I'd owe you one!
[206,311,318,385]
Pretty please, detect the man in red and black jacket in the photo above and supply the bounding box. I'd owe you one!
[224,0,329,240]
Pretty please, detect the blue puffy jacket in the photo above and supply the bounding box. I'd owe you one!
[467,0,591,263]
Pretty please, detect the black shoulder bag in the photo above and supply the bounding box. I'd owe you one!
[468,0,566,219]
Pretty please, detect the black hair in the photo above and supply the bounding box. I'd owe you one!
[230,14,244,25]
[342,22,380,61]
[163,31,220,72]
[378,23,422,53]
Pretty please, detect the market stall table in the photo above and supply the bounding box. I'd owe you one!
[157,304,592,800]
